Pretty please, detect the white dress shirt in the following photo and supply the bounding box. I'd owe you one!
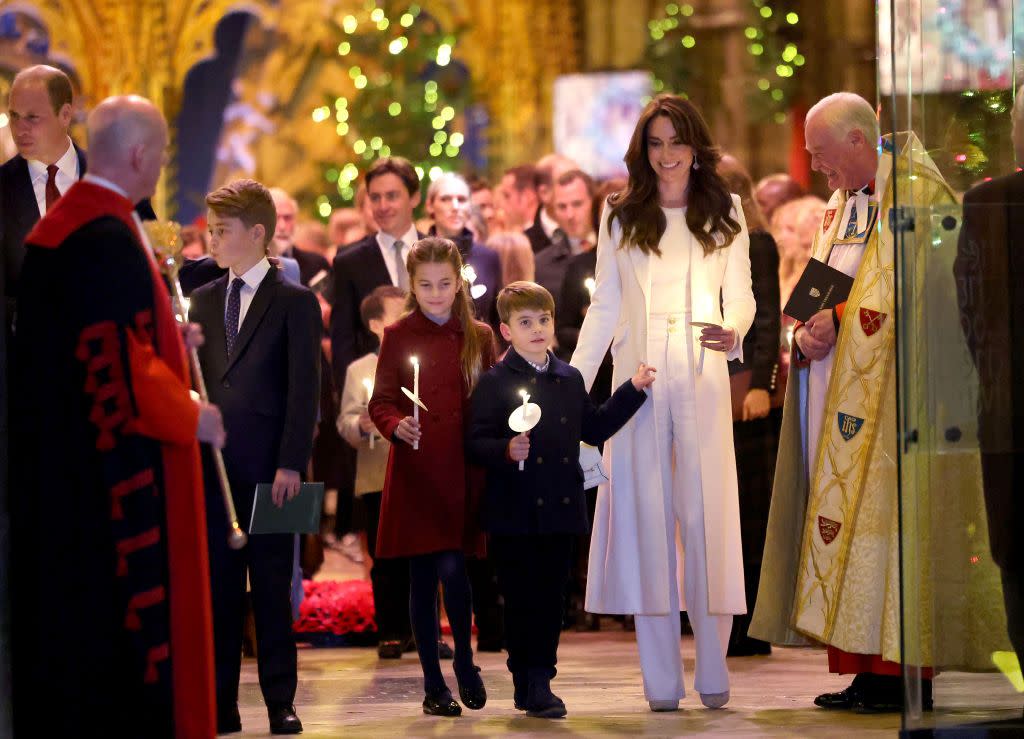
[376,226,418,286]
[27,138,79,217]
[539,207,559,240]
[227,257,272,326]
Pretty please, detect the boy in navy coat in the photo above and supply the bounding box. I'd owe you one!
[468,282,654,718]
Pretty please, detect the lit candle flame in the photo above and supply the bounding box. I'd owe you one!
[584,277,596,296]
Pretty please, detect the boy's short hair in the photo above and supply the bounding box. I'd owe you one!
[496,281,555,324]
[205,179,277,249]
[360,285,407,329]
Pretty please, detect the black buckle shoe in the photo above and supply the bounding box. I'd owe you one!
[268,705,303,735]
[455,665,487,710]
[423,688,462,717]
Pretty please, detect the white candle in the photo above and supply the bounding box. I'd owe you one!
[411,356,420,450]
[518,389,529,471]
[362,378,375,450]
[584,277,595,298]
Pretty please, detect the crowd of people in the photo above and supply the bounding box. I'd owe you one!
[5,58,1020,739]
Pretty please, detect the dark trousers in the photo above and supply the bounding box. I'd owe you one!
[491,534,574,681]
[362,492,411,642]
[467,555,504,647]
[207,486,297,713]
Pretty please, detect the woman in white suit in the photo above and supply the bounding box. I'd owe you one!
[570,94,755,711]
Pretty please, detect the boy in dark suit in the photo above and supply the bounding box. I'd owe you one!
[190,179,321,735]
[468,282,654,718]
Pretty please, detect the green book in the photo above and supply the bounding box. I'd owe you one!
[248,482,324,535]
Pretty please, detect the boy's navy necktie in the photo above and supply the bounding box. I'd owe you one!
[225,277,245,356]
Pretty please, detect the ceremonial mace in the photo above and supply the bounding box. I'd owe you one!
[146,221,248,550]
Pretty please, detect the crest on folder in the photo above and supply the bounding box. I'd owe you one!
[859,307,887,337]
[822,209,837,232]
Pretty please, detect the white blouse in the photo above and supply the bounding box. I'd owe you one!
[649,207,692,314]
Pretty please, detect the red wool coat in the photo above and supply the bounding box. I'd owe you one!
[369,309,495,558]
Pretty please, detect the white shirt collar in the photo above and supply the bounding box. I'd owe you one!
[539,207,559,239]
[231,256,272,290]
[26,138,77,182]
[376,225,418,251]
[82,173,130,200]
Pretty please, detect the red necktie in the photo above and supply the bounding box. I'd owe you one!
[45,164,61,211]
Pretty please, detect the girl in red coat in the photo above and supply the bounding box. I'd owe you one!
[369,237,496,717]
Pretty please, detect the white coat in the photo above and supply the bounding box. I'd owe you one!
[570,195,755,616]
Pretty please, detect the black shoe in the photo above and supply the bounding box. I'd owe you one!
[852,677,932,714]
[727,636,772,657]
[525,677,567,719]
[455,665,487,710]
[814,675,868,710]
[377,640,404,659]
[512,672,528,711]
[217,704,241,734]
[423,688,462,717]
[268,705,303,735]
[438,640,454,660]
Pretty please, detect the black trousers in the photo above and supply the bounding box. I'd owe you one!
[491,533,574,680]
[362,492,412,642]
[467,555,504,647]
[207,486,296,712]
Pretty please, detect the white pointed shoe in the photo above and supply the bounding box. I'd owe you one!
[700,691,730,709]
[648,699,680,712]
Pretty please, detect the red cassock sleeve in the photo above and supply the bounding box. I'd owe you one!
[123,329,199,445]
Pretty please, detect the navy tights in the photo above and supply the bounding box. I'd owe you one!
[409,550,476,694]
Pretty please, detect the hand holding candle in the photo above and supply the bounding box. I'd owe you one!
[401,356,428,450]
[508,389,542,471]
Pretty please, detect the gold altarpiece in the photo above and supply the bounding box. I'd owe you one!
[0,0,581,216]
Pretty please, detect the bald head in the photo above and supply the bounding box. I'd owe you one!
[8,65,74,163]
[87,95,168,203]
[804,92,879,192]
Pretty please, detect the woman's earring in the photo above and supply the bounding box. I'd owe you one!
[692,159,700,171]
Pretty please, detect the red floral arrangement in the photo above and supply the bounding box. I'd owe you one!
[293,579,376,636]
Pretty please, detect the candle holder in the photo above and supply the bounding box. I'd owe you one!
[508,389,542,471]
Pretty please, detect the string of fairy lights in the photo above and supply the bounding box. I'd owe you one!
[311,2,469,217]
[646,0,805,123]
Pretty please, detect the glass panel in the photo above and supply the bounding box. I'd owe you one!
[884,0,1024,732]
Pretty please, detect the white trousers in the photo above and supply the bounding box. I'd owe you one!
[635,313,732,701]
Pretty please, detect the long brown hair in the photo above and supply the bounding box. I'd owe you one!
[717,153,766,233]
[404,237,487,392]
[609,94,741,256]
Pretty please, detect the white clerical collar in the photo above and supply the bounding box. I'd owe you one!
[231,256,272,290]
[376,225,418,250]
[27,138,77,183]
[83,173,130,200]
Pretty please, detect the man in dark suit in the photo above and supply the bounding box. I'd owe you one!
[498,164,549,253]
[534,170,596,344]
[269,187,331,286]
[1,65,86,313]
[190,179,321,735]
[330,156,423,385]
[955,113,1024,680]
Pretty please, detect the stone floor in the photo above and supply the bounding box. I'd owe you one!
[236,632,1022,737]
[230,551,1023,737]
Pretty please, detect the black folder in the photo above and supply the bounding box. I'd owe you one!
[248,482,324,535]
[783,258,854,322]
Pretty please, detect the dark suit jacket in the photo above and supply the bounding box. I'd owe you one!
[284,244,331,286]
[330,231,422,384]
[524,208,552,254]
[728,230,781,393]
[955,171,1024,571]
[189,267,321,498]
[557,249,613,400]
[468,349,646,535]
[1,143,87,299]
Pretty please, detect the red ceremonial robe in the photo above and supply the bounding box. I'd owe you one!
[10,180,215,738]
